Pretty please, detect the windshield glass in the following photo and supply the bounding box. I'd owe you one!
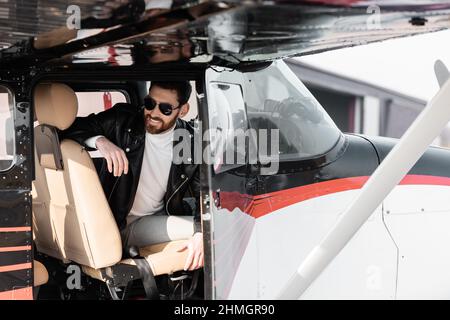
[242,60,342,161]
[206,60,342,175]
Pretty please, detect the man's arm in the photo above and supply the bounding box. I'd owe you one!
[85,135,104,149]
[61,104,129,176]
[60,105,119,150]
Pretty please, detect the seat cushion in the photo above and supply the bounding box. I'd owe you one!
[34,260,49,287]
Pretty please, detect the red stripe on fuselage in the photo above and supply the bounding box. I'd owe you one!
[398,174,450,186]
[219,175,450,219]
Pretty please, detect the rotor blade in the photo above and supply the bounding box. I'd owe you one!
[435,60,449,88]
[277,74,450,300]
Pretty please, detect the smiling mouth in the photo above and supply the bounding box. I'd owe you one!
[146,116,162,125]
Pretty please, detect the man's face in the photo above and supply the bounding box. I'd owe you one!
[144,85,189,134]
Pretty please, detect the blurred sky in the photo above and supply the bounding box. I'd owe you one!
[296,29,450,102]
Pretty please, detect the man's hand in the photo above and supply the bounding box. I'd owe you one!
[95,136,129,177]
[177,232,204,271]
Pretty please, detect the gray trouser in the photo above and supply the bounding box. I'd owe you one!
[121,211,195,248]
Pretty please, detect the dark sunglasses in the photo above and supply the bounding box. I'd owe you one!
[143,96,181,116]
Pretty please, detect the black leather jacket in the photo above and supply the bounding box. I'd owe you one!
[60,103,201,232]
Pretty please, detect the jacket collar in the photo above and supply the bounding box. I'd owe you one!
[129,108,146,138]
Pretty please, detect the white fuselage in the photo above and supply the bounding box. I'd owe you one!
[219,181,450,299]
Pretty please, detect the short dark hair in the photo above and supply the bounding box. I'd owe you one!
[150,81,192,105]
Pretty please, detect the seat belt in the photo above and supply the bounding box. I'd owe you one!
[124,246,160,300]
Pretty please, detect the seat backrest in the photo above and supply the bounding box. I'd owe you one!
[32,83,122,269]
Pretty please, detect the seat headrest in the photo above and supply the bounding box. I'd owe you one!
[34,83,78,130]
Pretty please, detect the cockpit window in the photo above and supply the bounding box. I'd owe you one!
[206,60,342,170]
[0,86,14,171]
[242,60,342,161]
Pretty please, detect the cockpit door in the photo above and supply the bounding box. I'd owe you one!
[203,60,397,299]
[0,83,33,300]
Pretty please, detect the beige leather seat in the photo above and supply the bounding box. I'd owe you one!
[32,83,188,296]
[32,83,122,269]
[34,260,49,287]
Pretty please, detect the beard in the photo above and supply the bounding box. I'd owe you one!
[145,114,177,134]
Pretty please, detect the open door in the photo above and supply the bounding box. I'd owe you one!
[203,60,342,299]
[201,65,254,300]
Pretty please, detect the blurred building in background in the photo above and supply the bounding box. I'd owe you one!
[286,58,450,148]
